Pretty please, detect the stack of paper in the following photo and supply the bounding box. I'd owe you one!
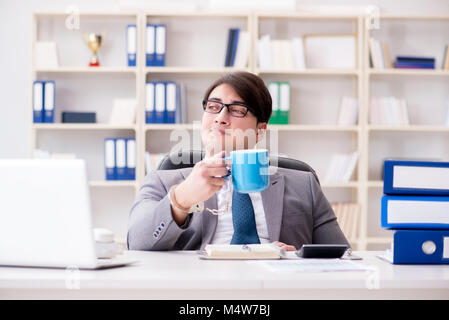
[369,97,410,126]
[249,259,368,272]
[369,38,391,69]
[258,35,305,70]
[145,152,166,173]
[324,151,359,183]
[331,202,360,240]
[109,99,136,125]
[337,96,359,126]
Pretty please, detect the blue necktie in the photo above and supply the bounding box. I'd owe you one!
[230,190,260,245]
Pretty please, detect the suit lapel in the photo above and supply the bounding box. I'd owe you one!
[261,169,285,242]
[178,168,218,247]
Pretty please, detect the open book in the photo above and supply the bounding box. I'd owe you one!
[200,244,284,260]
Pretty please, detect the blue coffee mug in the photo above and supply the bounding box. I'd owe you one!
[225,149,269,193]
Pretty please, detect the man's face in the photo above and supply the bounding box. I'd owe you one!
[201,83,267,156]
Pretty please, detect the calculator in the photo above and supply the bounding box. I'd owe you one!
[296,244,348,258]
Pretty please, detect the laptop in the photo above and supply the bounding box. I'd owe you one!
[0,159,136,269]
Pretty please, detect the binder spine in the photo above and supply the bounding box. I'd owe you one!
[43,81,55,123]
[127,24,137,67]
[381,195,449,229]
[230,28,240,67]
[155,82,166,123]
[155,24,166,67]
[146,24,155,67]
[268,82,279,125]
[104,138,116,180]
[224,29,234,67]
[115,138,127,180]
[279,82,290,124]
[383,160,449,196]
[393,230,449,264]
[126,138,136,180]
[33,81,44,123]
[165,82,177,124]
[145,82,156,123]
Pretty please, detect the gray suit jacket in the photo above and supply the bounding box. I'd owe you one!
[127,167,349,251]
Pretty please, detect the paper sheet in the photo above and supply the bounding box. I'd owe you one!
[248,259,368,272]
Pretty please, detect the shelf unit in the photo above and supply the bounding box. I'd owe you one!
[363,14,449,249]
[30,10,449,249]
[253,12,365,248]
[31,11,142,187]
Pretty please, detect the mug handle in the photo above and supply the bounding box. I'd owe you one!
[223,156,232,180]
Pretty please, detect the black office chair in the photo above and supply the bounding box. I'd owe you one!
[156,150,320,185]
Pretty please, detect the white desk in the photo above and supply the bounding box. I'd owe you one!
[1,251,448,299]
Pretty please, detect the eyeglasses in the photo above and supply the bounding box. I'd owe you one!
[202,100,254,118]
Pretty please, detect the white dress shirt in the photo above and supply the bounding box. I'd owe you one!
[209,178,270,244]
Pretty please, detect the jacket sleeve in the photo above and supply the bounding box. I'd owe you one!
[308,172,351,247]
[127,170,193,251]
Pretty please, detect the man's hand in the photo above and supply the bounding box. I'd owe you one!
[273,241,297,251]
[171,151,228,225]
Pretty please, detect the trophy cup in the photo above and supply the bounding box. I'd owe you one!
[83,33,104,67]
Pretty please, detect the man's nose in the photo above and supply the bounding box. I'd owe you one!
[214,106,231,124]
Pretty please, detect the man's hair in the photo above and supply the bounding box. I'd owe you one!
[203,72,272,123]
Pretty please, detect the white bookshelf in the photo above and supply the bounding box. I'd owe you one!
[31,11,142,239]
[30,10,449,249]
[363,14,449,249]
[253,12,365,248]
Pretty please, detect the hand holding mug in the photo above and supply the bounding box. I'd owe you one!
[174,151,228,211]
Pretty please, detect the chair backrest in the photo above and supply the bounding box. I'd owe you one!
[157,150,320,185]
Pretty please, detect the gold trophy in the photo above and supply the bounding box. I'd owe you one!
[83,33,104,67]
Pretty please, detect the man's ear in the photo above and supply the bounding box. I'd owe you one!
[256,122,267,143]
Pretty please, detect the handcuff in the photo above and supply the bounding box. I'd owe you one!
[168,168,232,216]
[168,184,204,214]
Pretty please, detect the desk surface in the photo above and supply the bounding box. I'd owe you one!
[1,251,449,299]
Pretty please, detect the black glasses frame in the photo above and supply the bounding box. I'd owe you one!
[202,99,255,118]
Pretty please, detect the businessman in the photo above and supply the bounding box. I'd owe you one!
[127,71,349,251]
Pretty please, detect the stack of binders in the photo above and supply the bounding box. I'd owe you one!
[33,80,55,123]
[381,159,449,264]
[267,81,290,125]
[104,138,136,181]
[146,24,166,67]
[145,81,186,124]
[394,56,435,69]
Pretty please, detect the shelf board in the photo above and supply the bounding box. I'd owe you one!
[368,125,449,132]
[367,180,383,188]
[367,237,393,244]
[256,68,360,76]
[34,11,138,17]
[255,12,360,20]
[269,124,359,132]
[369,69,449,77]
[322,181,359,188]
[378,14,449,21]
[145,67,249,74]
[89,180,137,188]
[144,124,199,131]
[143,124,360,132]
[34,67,137,74]
[33,123,137,130]
[144,11,251,18]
